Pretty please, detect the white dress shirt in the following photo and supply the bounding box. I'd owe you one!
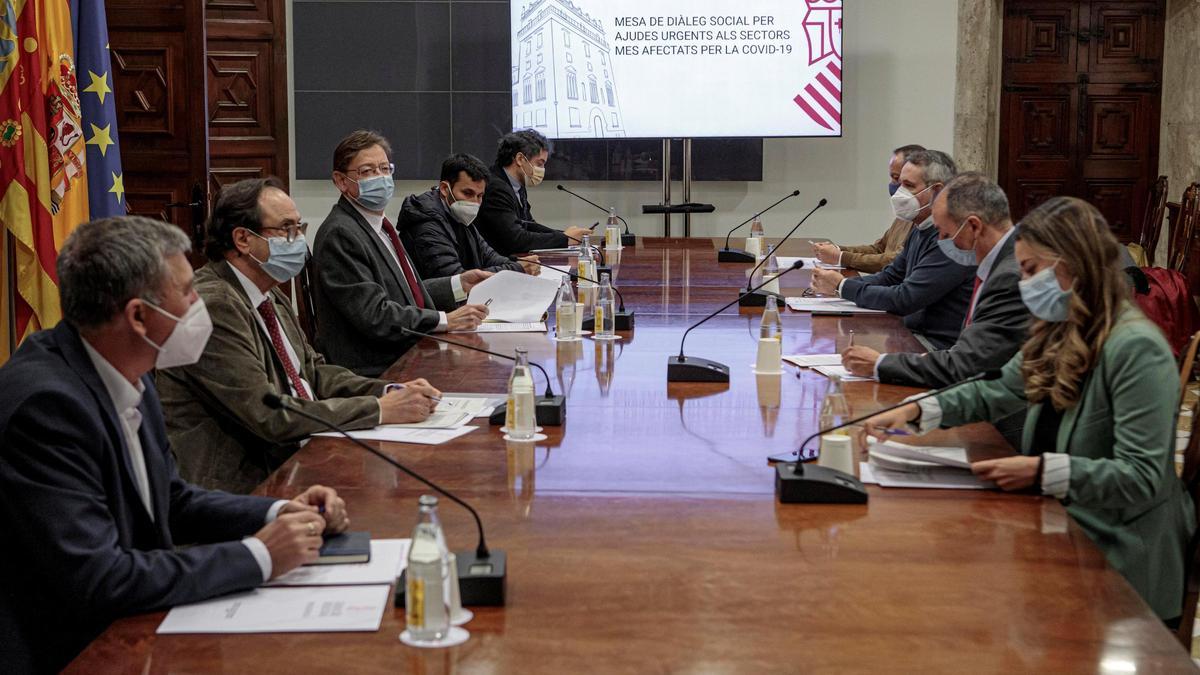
[230,264,315,400]
[81,338,286,580]
[349,202,466,332]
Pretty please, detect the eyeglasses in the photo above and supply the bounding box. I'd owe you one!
[343,163,395,178]
[259,221,309,243]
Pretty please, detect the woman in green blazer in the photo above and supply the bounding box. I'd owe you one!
[861,196,1195,621]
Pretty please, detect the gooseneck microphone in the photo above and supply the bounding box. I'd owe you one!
[398,326,567,426]
[263,393,506,605]
[667,260,805,383]
[557,184,635,245]
[739,198,828,307]
[772,369,1004,505]
[718,189,801,263]
[522,258,634,331]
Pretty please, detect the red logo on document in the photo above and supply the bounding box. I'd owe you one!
[795,0,843,132]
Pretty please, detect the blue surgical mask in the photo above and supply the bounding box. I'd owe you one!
[888,181,900,196]
[936,219,977,267]
[250,232,308,282]
[352,174,394,212]
[1019,262,1072,322]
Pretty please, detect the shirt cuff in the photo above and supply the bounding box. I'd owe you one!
[435,311,448,332]
[872,354,887,382]
[1041,452,1071,499]
[837,251,844,266]
[836,278,846,298]
[241,536,273,582]
[902,393,943,434]
[450,274,467,303]
[266,499,287,523]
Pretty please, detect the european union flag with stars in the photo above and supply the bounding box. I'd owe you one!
[71,0,124,218]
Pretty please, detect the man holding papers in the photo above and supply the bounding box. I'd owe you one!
[158,178,441,493]
[0,215,352,673]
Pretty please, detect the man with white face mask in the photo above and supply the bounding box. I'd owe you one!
[158,177,441,493]
[475,129,592,256]
[811,150,977,350]
[399,153,539,278]
[0,216,350,672]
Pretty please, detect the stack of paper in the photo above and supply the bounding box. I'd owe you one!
[861,440,995,490]
[466,321,548,333]
[812,364,872,382]
[777,256,844,271]
[437,394,505,418]
[314,426,476,444]
[783,353,843,368]
[468,270,560,323]
[786,296,887,314]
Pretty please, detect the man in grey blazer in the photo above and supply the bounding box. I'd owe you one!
[313,130,492,376]
[842,172,1030,388]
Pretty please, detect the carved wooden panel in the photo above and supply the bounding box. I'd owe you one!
[1003,3,1078,80]
[1091,2,1161,74]
[208,159,274,195]
[110,45,174,136]
[207,42,270,134]
[206,0,272,23]
[1017,96,1071,160]
[1087,95,1141,158]
[1086,179,1138,239]
[1014,180,1068,218]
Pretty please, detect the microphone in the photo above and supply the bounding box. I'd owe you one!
[718,189,801,263]
[667,261,805,383]
[739,198,828,307]
[263,393,506,606]
[522,258,634,331]
[772,369,1004,504]
[557,184,636,246]
[398,326,567,426]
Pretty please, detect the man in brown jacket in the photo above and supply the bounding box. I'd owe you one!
[812,144,925,273]
[158,177,440,493]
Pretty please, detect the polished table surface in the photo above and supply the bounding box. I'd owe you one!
[69,238,1194,673]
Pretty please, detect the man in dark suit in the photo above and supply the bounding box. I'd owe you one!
[811,150,976,350]
[399,153,539,279]
[841,173,1030,387]
[313,130,491,376]
[0,216,346,673]
[158,178,441,493]
[474,129,591,256]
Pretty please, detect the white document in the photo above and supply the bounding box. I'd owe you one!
[375,411,473,430]
[868,439,972,470]
[465,321,548,334]
[314,426,477,444]
[812,365,873,382]
[783,353,843,368]
[437,394,505,418]
[267,539,410,587]
[785,296,887,314]
[870,464,994,490]
[156,585,391,634]
[537,264,571,281]
[468,270,561,322]
[778,256,844,271]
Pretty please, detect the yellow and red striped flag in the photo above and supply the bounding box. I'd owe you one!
[0,0,91,364]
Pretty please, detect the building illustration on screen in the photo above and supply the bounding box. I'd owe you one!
[513,0,625,138]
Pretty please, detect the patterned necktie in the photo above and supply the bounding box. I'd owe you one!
[964,276,983,327]
[256,299,312,400]
[381,218,426,309]
[518,185,529,219]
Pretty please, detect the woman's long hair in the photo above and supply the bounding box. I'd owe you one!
[1018,197,1129,411]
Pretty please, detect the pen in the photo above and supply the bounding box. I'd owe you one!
[848,330,855,348]
[384,382,443,403]
[884,429,913,437]
[588,221,600,230]
[484,298,493,307]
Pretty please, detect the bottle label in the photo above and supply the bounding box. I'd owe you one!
[407,577,425,628]
[595,306,604,327]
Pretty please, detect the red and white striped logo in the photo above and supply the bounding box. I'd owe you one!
[793,59,842,132]
[796,0,843,132]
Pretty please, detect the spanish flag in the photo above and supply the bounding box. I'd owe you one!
[0,0,119,365]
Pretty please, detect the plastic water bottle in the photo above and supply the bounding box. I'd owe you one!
[595,273,616,338]
[760,294,783,341]
[506,348,536,439]
[555,278,577,340]
[405,495,450,642]
[605,209,621,249]
[577,235,595,308]
[815,375,851,460]
[747,216,765,259]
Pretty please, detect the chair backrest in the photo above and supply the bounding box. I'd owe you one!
[294,259,320,346]
[1140,175,1169,266]
[1180,331,1200,406]
[1168,184,1200,274]
[1177,401,1200,646]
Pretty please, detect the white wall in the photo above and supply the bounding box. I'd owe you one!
[287,0,959,245]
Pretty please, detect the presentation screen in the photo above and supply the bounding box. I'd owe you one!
[511,0,843,139]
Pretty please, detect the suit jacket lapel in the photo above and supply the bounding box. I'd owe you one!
[336,197,410,298]
[211,261,293,391]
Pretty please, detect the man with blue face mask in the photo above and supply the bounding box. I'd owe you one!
[811,150,977,350]
[157,177,443,493]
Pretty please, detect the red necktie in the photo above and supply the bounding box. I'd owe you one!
[381,218,426,309]
[257,299,312,400]
[964,276,983,326]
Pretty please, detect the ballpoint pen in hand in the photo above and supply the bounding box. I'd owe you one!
[385,382,443,404]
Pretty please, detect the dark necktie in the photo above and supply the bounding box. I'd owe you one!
[256,299,312,400]
[381,218,426,309]
[518,186,529,219]
[964,276,983,327]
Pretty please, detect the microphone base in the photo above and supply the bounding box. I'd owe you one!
[396,549,507,608]
[738,290,782,307]
[775,462,869,504]
[488,395,566,427]
[621,233,637,247]
[581,310,635,332]
[666,355,731,383]
[717,248,756,263]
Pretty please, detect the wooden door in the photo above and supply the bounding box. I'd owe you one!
[105,1,211,256]
[999,0,1163,242]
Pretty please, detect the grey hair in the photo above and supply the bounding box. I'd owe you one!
[58,216,192,329]
[905,150,958,187]
[942,172,1012,229]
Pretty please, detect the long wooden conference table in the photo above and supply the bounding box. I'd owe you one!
[70,238,1194,672]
